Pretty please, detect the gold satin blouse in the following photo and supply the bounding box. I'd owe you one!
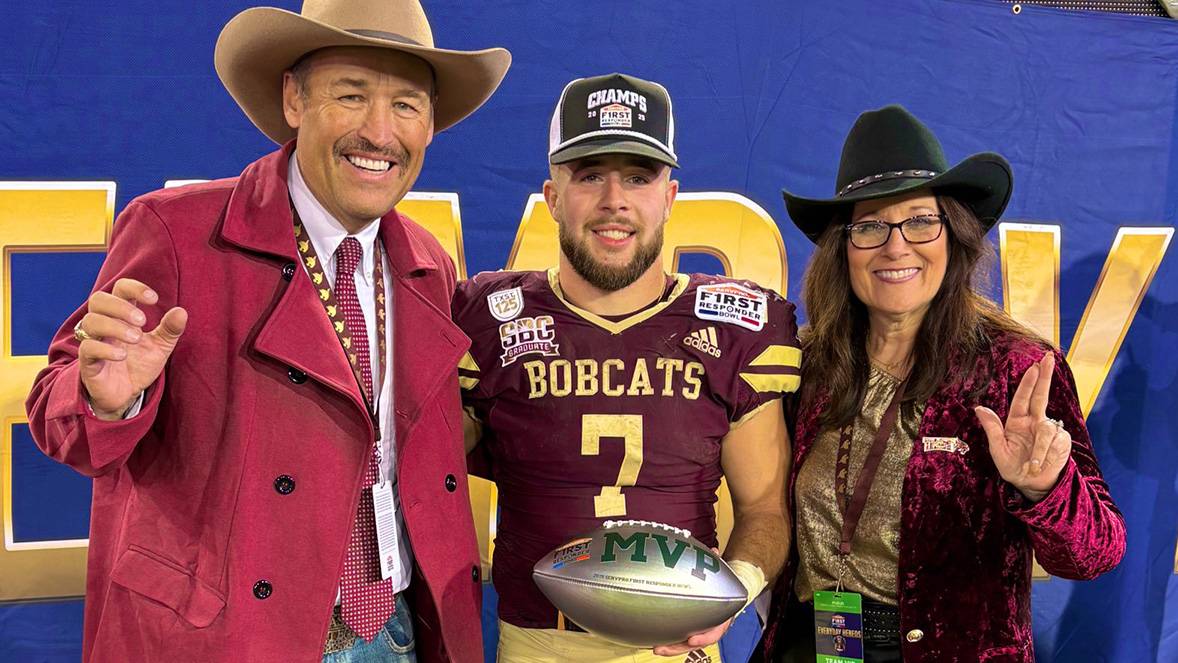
[793,364,923,605]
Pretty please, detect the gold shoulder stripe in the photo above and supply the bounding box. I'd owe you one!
[740,372,800,394]
[459,376,480,391]
[749,345,801,369]
[459,351,480,373]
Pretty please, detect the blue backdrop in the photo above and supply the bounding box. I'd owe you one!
[1,1,1176,661]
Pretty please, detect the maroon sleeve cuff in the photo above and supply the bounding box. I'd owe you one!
[43,360,166,475]
[1001,457,1077,519]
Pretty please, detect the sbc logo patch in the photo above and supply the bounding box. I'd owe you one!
[499,316,559,366]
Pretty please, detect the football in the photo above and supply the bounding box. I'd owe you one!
[532,520,748,647]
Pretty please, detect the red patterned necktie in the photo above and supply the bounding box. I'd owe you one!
[334,237,395,640]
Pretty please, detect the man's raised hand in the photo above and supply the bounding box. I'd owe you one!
[75,278,187,420]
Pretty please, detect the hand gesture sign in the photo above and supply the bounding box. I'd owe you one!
[974,352,1072,503]
[74,278,187,420]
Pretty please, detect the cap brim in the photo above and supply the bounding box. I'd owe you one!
[214,7,512,143]
[550,136,679,169]
[783,153,1012,242]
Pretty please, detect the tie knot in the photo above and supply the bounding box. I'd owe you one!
[336,236,363,276]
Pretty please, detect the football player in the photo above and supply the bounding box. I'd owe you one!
[455,73,798,662]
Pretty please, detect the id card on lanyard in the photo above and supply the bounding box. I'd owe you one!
[813,590,864,663]
[293,209,400,580]
[813,379,906,661]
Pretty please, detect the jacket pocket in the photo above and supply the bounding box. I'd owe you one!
[110,545,226,628]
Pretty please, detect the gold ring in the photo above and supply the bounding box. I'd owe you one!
[73,322,93,343]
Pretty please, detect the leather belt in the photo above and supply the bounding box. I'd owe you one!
[323,605,359,655]
[860,600,901,643]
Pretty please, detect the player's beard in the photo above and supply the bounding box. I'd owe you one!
[560,219,664,292]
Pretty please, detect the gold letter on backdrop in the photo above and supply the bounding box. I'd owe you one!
[999,223,1173,415]
[0,182,114,601]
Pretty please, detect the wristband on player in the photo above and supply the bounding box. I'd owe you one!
[727,559,766,611]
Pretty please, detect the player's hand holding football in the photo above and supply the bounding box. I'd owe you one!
[75,278,187,420]
[652,618,732,657]
[652,545,741,657]
[975,352,1072,503]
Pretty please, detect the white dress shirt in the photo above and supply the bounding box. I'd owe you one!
[289,153,413,597]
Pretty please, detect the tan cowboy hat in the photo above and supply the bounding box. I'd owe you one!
[214,0,512,143]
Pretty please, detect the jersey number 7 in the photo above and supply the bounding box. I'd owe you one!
[581,414,644,517]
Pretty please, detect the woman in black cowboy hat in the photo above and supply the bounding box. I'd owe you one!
[754,105,1124,662]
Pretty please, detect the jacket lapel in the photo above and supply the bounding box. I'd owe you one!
[254,267,368,408]
[380,212,468,448]
[793,390,829,469]
[219,143,368,411]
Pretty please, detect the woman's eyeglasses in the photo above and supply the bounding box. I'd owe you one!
[844,214,946,249]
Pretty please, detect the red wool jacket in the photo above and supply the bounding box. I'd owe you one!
[25,144,483,663]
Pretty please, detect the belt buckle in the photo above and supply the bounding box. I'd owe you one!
[324,606,359,655]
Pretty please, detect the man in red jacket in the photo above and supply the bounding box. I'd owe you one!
[24,1,509,661]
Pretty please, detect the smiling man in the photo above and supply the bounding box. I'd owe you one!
[24,2,509,662]
[454,73,800,662]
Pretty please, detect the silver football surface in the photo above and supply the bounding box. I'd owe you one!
[532,520,747,647]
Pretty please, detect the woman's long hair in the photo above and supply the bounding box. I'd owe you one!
[798,194,1043,428]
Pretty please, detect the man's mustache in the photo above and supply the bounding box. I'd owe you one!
[333,137,409,166]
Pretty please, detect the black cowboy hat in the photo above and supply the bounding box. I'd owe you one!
[783,105,1013,242]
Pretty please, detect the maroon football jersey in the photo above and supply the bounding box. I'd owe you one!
[454,268,800,629]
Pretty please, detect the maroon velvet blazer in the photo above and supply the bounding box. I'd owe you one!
[757,330,1125,662]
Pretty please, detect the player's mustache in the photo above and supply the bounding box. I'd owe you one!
[333,137,409,166]
[586,216,638,232]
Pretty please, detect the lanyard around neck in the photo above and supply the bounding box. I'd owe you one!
[834,378,906,558]
[291,206,388,424]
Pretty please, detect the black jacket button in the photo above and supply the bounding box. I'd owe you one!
[444,474,457,492]
[471,565,480,582]
[287,368,307,384]
[253,580,272,600]
[274,475,295,495]
[281,263,296,281]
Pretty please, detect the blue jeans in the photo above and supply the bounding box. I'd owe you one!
[322,594,416,663]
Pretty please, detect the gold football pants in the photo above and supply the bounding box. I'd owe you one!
[497,621,723,663]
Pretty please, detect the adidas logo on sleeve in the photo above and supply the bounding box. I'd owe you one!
[683,327,722,358]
